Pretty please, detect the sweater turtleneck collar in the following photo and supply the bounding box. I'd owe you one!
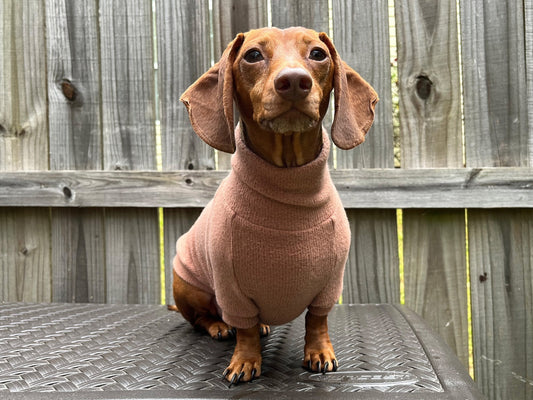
[231,123,332,208]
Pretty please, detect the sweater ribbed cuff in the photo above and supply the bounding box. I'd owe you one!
[222,312,259,330]
[308,305,333,317]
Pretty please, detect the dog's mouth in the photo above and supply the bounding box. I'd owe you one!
[259,108,319,135]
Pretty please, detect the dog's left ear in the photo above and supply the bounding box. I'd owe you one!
[180,34,245,153]
[319,33,379,150]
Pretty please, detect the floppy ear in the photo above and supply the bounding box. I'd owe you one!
[319,33,379,150]
[180,34,245,153]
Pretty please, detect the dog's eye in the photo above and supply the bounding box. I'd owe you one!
[309,48,327,61]
[244,49,264,63]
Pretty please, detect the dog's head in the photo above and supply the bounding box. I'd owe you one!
[180,27,378,153]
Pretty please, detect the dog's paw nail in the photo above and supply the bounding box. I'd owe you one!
[228,373,238,388]
[323,361,329,374]
[316,361,321,372]
[307,360,312,371]
[222,368,230,378]
[217,331,222,340]
[332,359,338,372]
[237,371,245,383]
[251,368,257,380]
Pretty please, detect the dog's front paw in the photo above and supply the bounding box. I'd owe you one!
[223,352,262,386]
[303,311,338,373]
[223,325,262,386]
[303,346,338,373]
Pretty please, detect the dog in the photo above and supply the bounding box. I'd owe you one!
[171,27,378,385]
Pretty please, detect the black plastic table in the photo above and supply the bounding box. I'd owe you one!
[0,303,483,399]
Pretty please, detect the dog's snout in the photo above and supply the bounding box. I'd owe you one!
[274,68,312,101]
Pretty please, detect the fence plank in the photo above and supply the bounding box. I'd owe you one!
[157,0,213,172]
[0,0,50,302]
[46,0,106,303]
[156,0,213,305]
[461,1,532,398]
[100,0,160,304]
[332,0,398,304]
[213,0,268,56]
[163,208,202,306]
[528,0,533,165]
[395,0,468,367]
[270,0,329,31]
[333,0,394,170]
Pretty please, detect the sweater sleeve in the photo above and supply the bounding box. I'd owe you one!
[209,209,260,329]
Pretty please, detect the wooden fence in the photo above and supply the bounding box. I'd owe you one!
[1,1,532,399]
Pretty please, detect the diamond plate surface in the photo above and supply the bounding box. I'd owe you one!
[0,303,446,396]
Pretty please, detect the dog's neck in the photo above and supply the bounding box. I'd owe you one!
[241,122,323,168]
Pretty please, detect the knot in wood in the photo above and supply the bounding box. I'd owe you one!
[415,75,433,100]
[63,186,73,200]
[61,79,77,102]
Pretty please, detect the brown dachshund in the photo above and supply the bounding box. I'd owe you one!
[171,27,377,385]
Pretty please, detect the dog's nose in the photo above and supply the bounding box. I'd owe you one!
[274,68,312,101]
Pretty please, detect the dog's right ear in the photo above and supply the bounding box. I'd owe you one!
[180,34,245,153]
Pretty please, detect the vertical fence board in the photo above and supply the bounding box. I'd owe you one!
[468,210,533,400]
[158,0,213,172]
[213,0,268,56]
[462,1,532,398]
[333,0,394,170]
[270,0,329,31]
[0,1,50,302]
[163,209,203,305]
[156,0,212,304]
[333,0,399,304]
[100,0,160,304]
[528,0,533,164]
[46,0,106,303]
[395,0,468,366]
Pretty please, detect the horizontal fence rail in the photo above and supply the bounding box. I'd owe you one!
[0,167,532,208]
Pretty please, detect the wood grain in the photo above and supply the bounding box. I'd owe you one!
[163,208,202,306]
[270,0,329,31]
[395,0,468,367]
[156,0,213,305]
[156,0,213,172]
[528,1,533,165]
[100,0,160,304]
[45,0,106,303]
[0,167,532,208]
[0,0,51,302]
[332,0,399,304]
[462,1,532,398]
[333,0,394,169]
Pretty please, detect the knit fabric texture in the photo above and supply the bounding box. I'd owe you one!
[173,125,351,329]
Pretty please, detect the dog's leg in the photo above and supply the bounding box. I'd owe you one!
[224,325,262,385]
[303,311,338,373]
[172,271,234,340]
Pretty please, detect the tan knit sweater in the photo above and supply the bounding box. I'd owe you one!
[173,125,350,329]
